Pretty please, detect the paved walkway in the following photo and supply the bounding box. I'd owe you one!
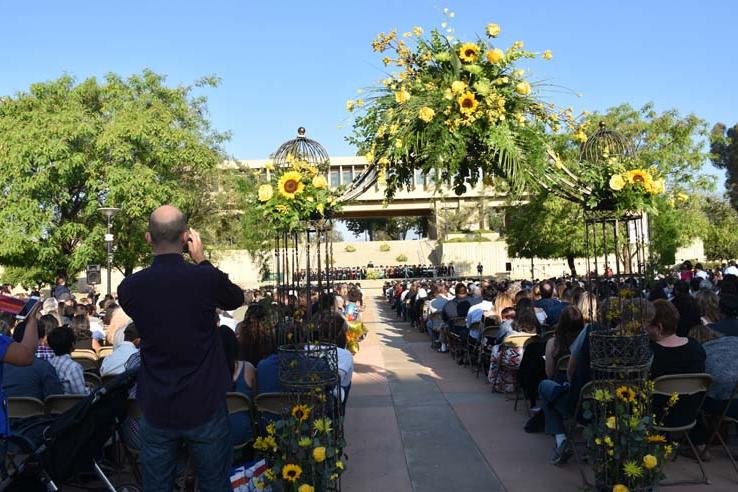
[342,291,737,492]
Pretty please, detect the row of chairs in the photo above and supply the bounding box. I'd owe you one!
[415,307,738,486]
[71,348,114,373]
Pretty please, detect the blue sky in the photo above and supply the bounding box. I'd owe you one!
[1,0,736,167]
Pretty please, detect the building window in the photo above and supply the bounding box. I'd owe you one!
[330,169,340,188]
[342,167,353,185]
[414,168,424,187]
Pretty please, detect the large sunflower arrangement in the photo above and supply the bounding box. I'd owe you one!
[347,16,574,198]
[253,403,346,491]
[255,158,344,231]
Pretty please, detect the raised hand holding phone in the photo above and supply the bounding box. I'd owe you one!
[186,228,206,264]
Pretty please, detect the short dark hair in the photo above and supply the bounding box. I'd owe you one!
[124,322,139,342]
[539,281,554,299]
[148,211,187,245]
[38,314,58,339]
[652,299,679,336]
[455,283,467,296]
[47,325,76,356]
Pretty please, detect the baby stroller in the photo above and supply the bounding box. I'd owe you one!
[0,369,140,491]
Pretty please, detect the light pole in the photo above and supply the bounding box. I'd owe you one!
[98,207,120,296]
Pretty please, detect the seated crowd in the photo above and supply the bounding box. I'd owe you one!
[386,263,738,465]
[1,279,360,452]
[295,263,458,281]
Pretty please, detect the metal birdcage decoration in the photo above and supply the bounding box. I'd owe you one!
[580,121,634,165]
[273,126,331,174]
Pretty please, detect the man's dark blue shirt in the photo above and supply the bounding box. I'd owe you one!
[118,254,244,429]
[534,298,567,325]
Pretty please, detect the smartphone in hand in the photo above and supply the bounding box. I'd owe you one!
[16,296,40,320]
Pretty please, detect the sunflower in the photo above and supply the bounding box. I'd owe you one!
[457,92,479,115]
[615,385,636,403]
[612,485,629,492]
[258,184,274,202]
[624,169,653,189]
[282,464,303,482]
[277,171,305,199]
[458,43,480,63]
[646,434,667,444]
[623,461,643,479]
[291,404,312,422]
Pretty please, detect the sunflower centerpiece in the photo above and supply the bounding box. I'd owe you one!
[256,128,343,230]
[347,17,573,198]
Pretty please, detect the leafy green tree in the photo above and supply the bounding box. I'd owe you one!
[702,196,738,261]
[710,123,738,209]
[503,103,714,273]
[344,217,425,240]
[0,70,227,286]
[649,196,708,266]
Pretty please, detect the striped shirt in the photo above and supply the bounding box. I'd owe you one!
[49,355,88,395]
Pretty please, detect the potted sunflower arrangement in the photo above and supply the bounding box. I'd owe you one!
[256,159,343,231]
[347,17,572,199]
[252,403,346,492]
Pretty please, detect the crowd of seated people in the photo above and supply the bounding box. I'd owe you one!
[296,263,459,281]
[385,262,738,467]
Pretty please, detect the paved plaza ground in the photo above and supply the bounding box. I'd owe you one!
[342,290,738,492]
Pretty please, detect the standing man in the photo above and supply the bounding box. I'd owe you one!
[477,262,483,276]
[118,205,244,492]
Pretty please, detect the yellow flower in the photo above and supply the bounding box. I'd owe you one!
[330,473,339,481]
[604,436,614,447]
[664,445,674,456]
[615,385,636,403]
[573,130,588,143]
[265,469,275,481]
[298,437,312,447]
[668,392,680,407]
[609,174,626,191]
[613,485,629,492]
[606,416,616,430]
[277,171,305,199]
[624,169,653,189]
[595,438,602,445]
[291,404,312,422]
[652,177,666,194]
[413,26,423,37]
[451,80,467,93]
[275,204,288,214]
[255,479,266,490]
[485,23,501,37]
[458,43,480,63]
[515,81,531,95]
[282,464,302,482]
[542,50,553,60]
[395,88,411,104]
[378,156,390,167]
[623,461,643,479]
[316,203,325,215]
[457,92,479,115]
[643,454,658,470]
[646,434,667,444]
[298,485,314,492]
[419,106,435,122]
[264,161,274,171]
[312,446,326,463]
[258,184,274,202]
[485,48,505,64]
[266,423,276,435]
[512,40,524,50]
[677,192,688,202]
[314,417,333,434]
[336,460,345,470]
[312,175,328,189]
[356,98,364,107]
[345,100,355,112]
[594,389,613,402]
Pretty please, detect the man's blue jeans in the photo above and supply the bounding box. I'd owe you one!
[539,379,571,435]
[140,403,232,492]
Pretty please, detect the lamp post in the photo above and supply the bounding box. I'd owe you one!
[98,207,120,296]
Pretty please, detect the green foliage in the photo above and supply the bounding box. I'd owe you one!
[395,253,408,262]
[650,196,708,266]
[347,23,563,199]
[702,196,738,261]
[710,122,738,209]
[442,236,491,243]
[344,217,424,241]
[344,244,357,253]
[379,243,391,252]
[0,70,227,285]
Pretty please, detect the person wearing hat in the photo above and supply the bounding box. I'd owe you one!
[711,294,738,337]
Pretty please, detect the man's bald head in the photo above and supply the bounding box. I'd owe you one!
[148,205,187,246]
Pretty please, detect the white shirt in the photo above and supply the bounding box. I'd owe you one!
[219,314,238,331]
[466,300,494,328]
[725,266,738,277]
[695,270,709,280]
[100,342,139,377]
[417,288,428,299]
